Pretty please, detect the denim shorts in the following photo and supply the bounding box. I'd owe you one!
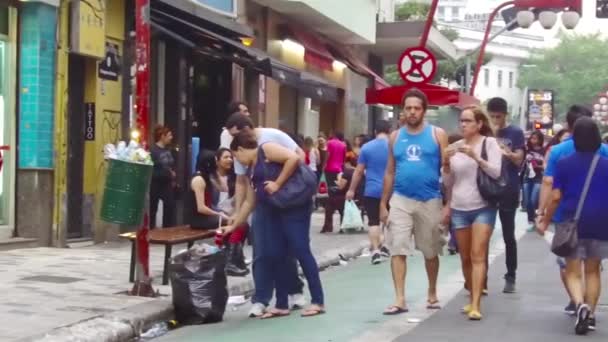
[451,207,497,230]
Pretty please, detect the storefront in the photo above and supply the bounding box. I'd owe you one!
[0,3,17,241]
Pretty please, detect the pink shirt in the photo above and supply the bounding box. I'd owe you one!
[447,137,502,211]
[325,138,346,173]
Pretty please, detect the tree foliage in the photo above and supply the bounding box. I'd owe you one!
[395,1,430,21]
[517,34,608,120]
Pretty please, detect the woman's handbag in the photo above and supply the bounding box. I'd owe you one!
[476,138,508,206]
[258,146,318,209]
[551,154,600,257]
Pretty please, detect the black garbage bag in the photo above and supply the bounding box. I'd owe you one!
[170,247,228,324]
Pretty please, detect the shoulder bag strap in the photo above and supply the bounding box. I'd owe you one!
[257,143,270,181]
[574,153,600,220]
[481,138,488,161]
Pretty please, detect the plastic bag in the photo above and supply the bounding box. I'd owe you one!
[341,200,364,229]
[318,173,328,193]
[170,246,228,324]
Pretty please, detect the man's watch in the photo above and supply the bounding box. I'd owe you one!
[535,209,545,216]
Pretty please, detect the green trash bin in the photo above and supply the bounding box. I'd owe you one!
[100,159,153,226]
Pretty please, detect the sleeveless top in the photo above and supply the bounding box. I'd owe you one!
[185,172,220,224]
[393,124,441,201]
[251,148,269,203]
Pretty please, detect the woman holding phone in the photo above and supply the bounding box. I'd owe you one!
[443,106,502,320]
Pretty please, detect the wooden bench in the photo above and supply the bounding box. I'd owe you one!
[119,226,216,285]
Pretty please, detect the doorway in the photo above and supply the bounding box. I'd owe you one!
[66,54,86,239]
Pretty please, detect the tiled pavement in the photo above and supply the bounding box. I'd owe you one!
[0,212,369,341]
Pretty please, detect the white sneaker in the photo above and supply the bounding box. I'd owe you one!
[248,303,266,318]
[289,293,307,309]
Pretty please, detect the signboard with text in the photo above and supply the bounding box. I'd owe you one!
[85,103,95,141]
[70,0,106,59]
[527,89,554,130]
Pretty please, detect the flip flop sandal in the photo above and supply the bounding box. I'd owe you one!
[301,308,326,318]
[427,301,442,309]
[383,305,409,315]
[260,310,290,320]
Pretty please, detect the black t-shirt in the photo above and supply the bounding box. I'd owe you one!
[496,125,525,190]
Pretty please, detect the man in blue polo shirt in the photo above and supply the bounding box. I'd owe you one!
[537,105,608,316]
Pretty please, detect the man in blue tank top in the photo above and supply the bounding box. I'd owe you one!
[380,88,449,314]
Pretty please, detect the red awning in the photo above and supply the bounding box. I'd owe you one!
[356,62,390,90]
[327,45,389,90]
[366,83,480,107]
[289,27,335,71]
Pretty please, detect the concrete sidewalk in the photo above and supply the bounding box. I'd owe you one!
[394,232,608,342]
[0,212,369,342]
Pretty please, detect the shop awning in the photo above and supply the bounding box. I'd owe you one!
[254,55,302,88]
[286,26,335,72]
[151,8,340,103]
[328,45,390,90]
[299,72,339,102]
[150,8,255,63]
[366,83,479,108]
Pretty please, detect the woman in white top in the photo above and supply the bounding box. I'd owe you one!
[304,136,320,173]
[443,106,502,321]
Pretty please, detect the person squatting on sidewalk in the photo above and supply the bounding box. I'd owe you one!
[346,120,392,265]
[380,88,449,315]
[221,112,320,318]
[223,130,325,319]
[443,106,502,320]
[537,117,608,335]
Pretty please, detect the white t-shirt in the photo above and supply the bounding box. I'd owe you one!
[220,128,232,149]
[307,149,318,172]
[234,128,298,175]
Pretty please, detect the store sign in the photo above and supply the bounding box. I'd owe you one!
[70,0,106,59]
[98,43,121,81]
[527,89,554,128]
[191,0,236,16]
[85,103,95,141]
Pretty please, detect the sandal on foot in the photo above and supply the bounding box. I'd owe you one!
[462,304,472,314]
[427,300,441,310]
[301,307,326,317]
[383,305,409,315]
[468,310,482,321]
[261,309,290,320]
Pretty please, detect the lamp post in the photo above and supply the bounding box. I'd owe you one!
[469,0,582,96]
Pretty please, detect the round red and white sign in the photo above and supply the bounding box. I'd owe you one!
[398,47,437,84]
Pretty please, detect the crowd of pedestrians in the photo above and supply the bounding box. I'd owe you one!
[151,89,606,336]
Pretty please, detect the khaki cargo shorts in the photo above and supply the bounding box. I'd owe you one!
[386,194,444,259]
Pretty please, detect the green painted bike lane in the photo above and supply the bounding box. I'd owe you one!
[156,214,527,342]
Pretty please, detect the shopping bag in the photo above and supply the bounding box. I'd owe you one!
[317,173,328,198]
[341,200,364,230]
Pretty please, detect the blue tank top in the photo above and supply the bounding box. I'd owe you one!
[393,124,441,201]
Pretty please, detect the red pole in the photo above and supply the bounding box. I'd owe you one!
[469,1,515,96]
[420,0,440,48]
[132,0,154,296]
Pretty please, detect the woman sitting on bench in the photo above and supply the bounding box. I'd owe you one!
[186,148,249,277]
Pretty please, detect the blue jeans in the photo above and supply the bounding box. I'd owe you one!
[523,181,541,223]
[251,207,304,307]
[252,201,323,309]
